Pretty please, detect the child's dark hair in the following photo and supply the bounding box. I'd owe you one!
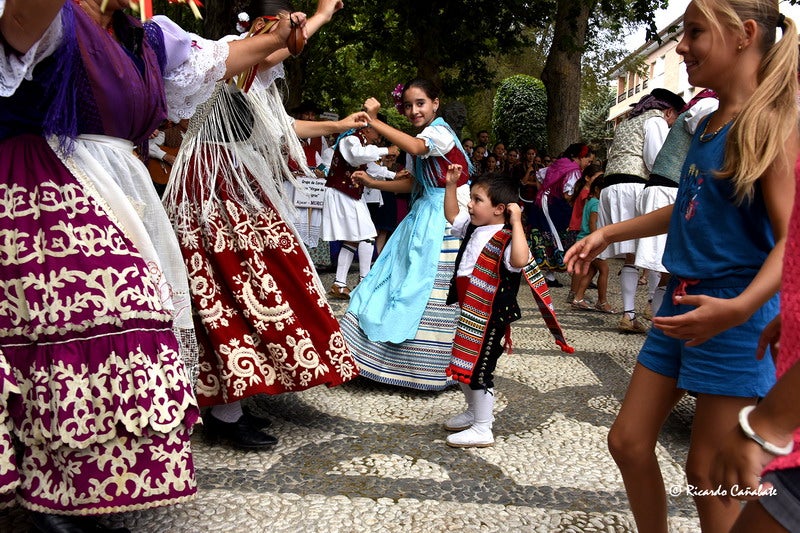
[588,174,605,197]
[573,163,603,199]
[470,174,519,207]
[401,78,440,101]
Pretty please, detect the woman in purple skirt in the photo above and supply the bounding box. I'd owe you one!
[0,1,305,530]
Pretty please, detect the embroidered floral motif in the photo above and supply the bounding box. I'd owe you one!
[170,173,358,405]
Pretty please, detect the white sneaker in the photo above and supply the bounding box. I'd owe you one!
[446,425,495,448]
[443,411,474,432]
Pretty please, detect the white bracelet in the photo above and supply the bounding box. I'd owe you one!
[738,405,794,456]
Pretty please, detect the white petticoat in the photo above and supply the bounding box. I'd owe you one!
[321,187,377,242]
[634,185,677,272]
[598,182,644,259]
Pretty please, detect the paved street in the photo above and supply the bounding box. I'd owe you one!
[2,265,701,532]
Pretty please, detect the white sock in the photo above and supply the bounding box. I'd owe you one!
[544,271,556,282]
[647,270,660,301]
[357,240,374,279]
[472,388,495,431]
[335,244,356,287]
[210,401,243,423]
[620,265,639,320]
[652,286,666,316]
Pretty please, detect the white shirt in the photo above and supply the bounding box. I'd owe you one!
[642,116,670,172]
[451,212,524,277]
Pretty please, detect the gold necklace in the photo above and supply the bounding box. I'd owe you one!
[699,114,736,142]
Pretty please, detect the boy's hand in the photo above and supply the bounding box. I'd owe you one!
[363,97,381,119]
[506,202,523,225]
[444,164,462,187]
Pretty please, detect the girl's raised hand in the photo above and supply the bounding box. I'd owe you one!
[564,232,608,276]
[444,164,462,186]
[652,294,748,347]
[363,98,381,119]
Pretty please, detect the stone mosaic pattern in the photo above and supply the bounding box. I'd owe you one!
[1,265,701,532]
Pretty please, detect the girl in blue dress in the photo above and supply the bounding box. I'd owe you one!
[341,78,472,390]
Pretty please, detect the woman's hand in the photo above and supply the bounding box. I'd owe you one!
[314,0,344,21]
[337,111,370,131]
[652,294,747,347]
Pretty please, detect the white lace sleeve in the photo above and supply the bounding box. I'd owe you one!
[153,15,229,122]
[0,2,63,96]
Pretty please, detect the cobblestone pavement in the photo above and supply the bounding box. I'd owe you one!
[2,265,701,532]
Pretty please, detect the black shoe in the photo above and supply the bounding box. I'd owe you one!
[547,279,563,288]
[242,405,272,430]
[29,513,130,533]
[203,413,278,450]
[587,281,598,289]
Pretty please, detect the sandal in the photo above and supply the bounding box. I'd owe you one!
[594,301,617,314]
[571,299,593,310]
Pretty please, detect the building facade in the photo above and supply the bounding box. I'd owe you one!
[607,15,701,126]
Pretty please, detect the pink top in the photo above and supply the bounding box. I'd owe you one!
[763,156,800,474]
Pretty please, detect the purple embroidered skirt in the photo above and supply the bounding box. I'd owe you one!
[0,135,199,514]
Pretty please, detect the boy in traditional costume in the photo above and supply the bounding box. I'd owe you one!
[443,166,574,448]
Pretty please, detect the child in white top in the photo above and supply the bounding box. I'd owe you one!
[443,165,530,448]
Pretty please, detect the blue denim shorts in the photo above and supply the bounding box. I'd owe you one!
[637,278,778,398]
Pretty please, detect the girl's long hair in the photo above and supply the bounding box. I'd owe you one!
[694,0,798,204]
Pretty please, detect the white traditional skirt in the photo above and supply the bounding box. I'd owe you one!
[598,182,645,259]
[634,185,677,272]
[321,187,377,242]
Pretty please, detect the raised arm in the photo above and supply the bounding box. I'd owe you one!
[443,164,462,223]
[506,203,529,268]
[260,0,342,68]
[0,0,65,54]
[224,12,305,80]
[362,98,429,156]
[293,111,370,139]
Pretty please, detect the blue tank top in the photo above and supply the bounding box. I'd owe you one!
[662,118,774,282]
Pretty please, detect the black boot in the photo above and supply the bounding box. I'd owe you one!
[29,513,130,533]
[203,413,278,450]
[241,405,272,430]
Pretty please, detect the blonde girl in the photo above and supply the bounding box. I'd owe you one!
[565,1,798,531]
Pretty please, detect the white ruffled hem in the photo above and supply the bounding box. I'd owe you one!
[0,4,63,96]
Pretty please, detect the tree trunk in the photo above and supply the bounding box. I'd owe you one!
[541,0,594,157]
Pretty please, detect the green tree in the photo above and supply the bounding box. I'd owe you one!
[580,87,614,159]
[541,0,667,155]
[492,75,548,152]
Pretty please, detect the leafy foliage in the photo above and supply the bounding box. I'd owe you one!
[492,75,548,152]
[580,86,614,158]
